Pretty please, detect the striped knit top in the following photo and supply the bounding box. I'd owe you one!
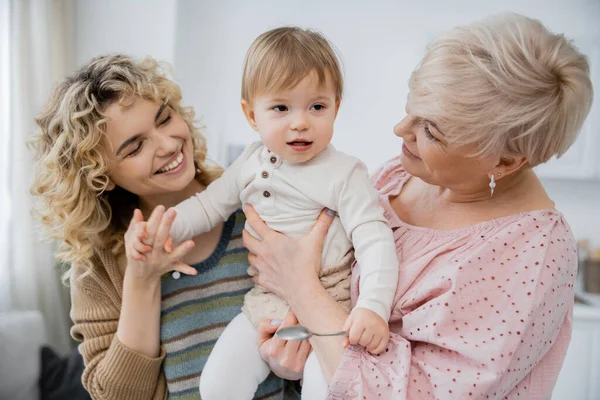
[70,210,298,400]
[160,210,288,399]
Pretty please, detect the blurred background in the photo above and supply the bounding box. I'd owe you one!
[0,0,599,399]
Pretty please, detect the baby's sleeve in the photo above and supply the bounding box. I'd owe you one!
[170,142,261,243]
[336,159,398,321]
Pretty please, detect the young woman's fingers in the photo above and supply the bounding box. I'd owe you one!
[145,205,166,243]
[154,208,176,250]
[164,237,173,253]
[244,205,275,241]
[168,239,195,261]
[171,260,198,276]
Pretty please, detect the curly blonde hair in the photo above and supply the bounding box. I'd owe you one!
[30,54,223,281]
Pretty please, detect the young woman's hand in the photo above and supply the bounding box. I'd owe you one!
[124,206,197,283]
[242,205,335,302]
[257,311,311,380]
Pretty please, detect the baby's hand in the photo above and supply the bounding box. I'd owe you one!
[343,308,389,354]
[124,210,153,261]
[125,210,178,261]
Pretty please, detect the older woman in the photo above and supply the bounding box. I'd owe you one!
[30,55,304,400]
[245,13,593,399]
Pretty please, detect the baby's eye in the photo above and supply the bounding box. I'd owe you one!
[311,104,325,111]
[272,105,288,112]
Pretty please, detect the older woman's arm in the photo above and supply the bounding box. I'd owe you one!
[284,276,349,380]
[243,206,350,379]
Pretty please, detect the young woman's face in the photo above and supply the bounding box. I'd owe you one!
[102,98,197,197]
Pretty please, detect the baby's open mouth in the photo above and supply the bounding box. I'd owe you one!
[286,140,313,146]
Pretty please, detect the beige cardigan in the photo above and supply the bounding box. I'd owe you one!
[70,249,167,400]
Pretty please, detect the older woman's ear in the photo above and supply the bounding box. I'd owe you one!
[493,156,529,179]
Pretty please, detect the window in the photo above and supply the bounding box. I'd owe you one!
[0,0,12,308]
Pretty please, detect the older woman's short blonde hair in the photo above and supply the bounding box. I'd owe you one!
[241,26,344,102]
[30,54,222,281]
[409,13,593,166]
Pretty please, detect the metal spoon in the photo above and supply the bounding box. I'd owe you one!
[275,325,348,341]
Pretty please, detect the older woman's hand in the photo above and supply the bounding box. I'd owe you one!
[257,311,311,380]
[242,205,335,301]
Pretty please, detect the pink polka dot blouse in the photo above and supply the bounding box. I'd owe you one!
[327,157,578,400]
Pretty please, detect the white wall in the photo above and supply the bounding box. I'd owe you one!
[72,0,600,247]
[74,0,177,67]
[174,0,598,167]
[541,178,600,248]
[173,0,600,246]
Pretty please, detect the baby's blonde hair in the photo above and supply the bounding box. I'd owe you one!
[30,54,223,282]
[241,26,344,103]
[409,13,593,166]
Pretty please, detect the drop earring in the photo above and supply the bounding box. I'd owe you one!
[489,174,496,197]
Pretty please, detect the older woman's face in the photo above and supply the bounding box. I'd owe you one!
[102,98,196,197]
[394,106,495,191]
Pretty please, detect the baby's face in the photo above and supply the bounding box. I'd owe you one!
[248,71,339,164]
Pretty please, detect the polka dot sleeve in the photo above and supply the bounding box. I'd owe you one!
[327,214,577,399]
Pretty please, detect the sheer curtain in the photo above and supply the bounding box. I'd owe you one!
[0,0,74,355]
[0,0,11,315]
